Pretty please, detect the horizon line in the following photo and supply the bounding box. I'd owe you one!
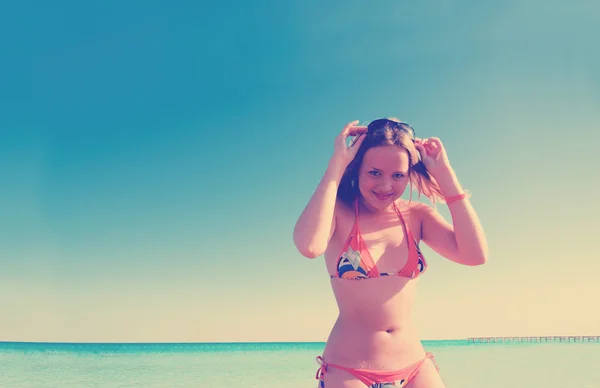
[3,336,599,345]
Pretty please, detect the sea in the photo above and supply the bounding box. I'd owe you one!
[1,340,599,387]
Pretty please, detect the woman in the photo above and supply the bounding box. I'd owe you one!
[293,118,488,387]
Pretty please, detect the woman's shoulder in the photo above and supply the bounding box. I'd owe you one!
[396,200,435,238]
[396,198,432,214]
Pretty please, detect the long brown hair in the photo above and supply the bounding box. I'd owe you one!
[336,118,443,207]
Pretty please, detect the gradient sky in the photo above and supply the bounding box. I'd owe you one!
[1,1,599,343]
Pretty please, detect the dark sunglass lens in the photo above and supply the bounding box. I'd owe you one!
[397,123,415,138]
[367,119,415,138]
[368,119,387,133]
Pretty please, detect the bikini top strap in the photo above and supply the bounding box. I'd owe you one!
[393,201,413,239]
[393,202,422,272]
[354,197,361,233]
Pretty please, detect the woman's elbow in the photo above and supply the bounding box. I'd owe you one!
[298,249,322,259]
[293,226,328,258]
[476,246,489,265]
[295,243,326,259]
[469,257,487,266]
[464,252,488,266]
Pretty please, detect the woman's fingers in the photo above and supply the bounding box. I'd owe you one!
[428,137,443,147]
[414,142,426,159]
[339,120,360,137]
[348,126,367,136]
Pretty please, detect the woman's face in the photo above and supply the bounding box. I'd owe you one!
[357,145,411,212]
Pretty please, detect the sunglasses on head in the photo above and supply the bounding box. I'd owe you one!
[351,118,416,146]
[367,118,416,139]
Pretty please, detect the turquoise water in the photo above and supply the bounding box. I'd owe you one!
[1,340,599,387]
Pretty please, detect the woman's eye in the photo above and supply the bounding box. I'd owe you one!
[394,174,404,179]
[369,171,380,176]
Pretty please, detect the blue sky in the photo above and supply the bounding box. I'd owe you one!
[1,1,599,342]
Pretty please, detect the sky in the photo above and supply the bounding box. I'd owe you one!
[0,0,599,343]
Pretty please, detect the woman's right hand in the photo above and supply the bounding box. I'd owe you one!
[331,120,367,169]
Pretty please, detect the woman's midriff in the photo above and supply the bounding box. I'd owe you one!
[321,277,426,370]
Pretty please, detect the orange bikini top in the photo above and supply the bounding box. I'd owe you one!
[331,199,428,280]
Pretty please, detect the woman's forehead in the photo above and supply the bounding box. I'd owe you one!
[363,145,410,166]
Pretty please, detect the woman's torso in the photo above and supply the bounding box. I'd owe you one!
[321,199,428,369]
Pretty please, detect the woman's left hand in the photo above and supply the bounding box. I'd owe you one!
[414,137,452,176]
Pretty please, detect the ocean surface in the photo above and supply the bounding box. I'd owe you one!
[1,340,599,387]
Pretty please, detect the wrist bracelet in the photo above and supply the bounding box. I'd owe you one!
[445,192,470,205]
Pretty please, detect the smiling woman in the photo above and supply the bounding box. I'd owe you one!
[293,118,488,388]
[337,118,443,212]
